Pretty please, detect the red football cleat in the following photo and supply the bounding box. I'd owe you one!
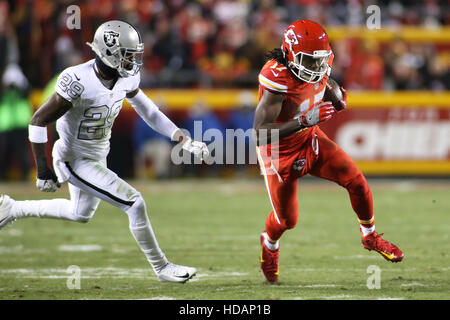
[260,232,279,282]
[361,231,404,262]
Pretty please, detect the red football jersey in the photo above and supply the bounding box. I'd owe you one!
[258,58,332,124]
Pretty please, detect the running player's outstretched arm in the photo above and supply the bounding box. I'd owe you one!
[126,88,209,160]
[253,89,335,145]
[29,93,73,192]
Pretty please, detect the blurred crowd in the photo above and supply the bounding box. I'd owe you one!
[0,0,449,181]
[0,0,449,91]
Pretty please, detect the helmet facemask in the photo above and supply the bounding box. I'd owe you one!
[116,45,144,77]
[288,49,331,83]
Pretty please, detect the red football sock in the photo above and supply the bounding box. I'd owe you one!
[265,211,285,241]
[346,173,375,227]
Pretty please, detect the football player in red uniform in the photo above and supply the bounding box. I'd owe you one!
[253,20,404,283]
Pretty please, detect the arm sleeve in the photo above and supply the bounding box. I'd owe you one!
[127,89,179,141]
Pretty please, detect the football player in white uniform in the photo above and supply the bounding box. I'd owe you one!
[0,20,209,283]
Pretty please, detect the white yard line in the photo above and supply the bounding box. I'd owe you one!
[137,296,177,300]
[0,245,24,253]
[333,255,379,260]
[321,294,354,300]
[0,267,152,279]
[400,282,427,287]
[300,284,338,288]
[58,244,103,252]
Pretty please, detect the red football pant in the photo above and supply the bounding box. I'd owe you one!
[258,128,373,241]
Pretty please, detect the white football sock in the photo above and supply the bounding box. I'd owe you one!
[360,224,376,237]
[263,232,279,251]
[12,199,77,221]
[265,238,279,251]
[126,198,168,273]
[129,222,168,273]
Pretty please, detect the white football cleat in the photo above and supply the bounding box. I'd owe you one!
[0,195,16,230]
[157,262,197,283]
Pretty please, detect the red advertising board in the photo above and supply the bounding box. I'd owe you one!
[320,107,450,175]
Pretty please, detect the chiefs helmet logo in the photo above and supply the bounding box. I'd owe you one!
[284,28,299,45]
[292,159,306,171]
[103,30,120,47]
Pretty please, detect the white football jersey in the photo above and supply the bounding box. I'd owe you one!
[53,59,139,161]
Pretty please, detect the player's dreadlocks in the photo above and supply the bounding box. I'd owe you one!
[265,48,288,67]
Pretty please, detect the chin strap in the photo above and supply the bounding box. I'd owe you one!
[95,56,119,79]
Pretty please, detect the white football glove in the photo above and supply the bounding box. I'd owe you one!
[182,137,209,161]
[36,167,61,192]
[298,101,335,127]
[36,178,60,192]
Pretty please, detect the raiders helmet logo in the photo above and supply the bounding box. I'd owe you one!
[103,30,120,47]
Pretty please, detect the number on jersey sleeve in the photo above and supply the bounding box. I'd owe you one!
[295,87,326,118]
[57,73,85,100]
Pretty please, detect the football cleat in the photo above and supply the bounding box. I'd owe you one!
[260,232,279,283]
[0,195,16,230]
[361,231,404,262]
[157,262,197,283]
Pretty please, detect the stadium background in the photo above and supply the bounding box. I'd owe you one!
[0,0,450,302]
[0,0,449,181]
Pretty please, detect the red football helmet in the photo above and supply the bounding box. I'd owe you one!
[282,20,332,83]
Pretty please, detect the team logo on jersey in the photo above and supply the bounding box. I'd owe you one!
[284,28,298,45]
[292,159,306,171]
[103,30,120,47]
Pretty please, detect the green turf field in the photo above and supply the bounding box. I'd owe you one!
[0,178,449,300]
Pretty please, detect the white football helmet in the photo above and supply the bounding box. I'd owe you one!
[87,20,144,77]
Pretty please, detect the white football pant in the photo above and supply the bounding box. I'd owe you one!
[11,157,168,273]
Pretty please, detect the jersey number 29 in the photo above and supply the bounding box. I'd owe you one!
[78,100,122,140]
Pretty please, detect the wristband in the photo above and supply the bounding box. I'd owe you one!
[29,125,48,143]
